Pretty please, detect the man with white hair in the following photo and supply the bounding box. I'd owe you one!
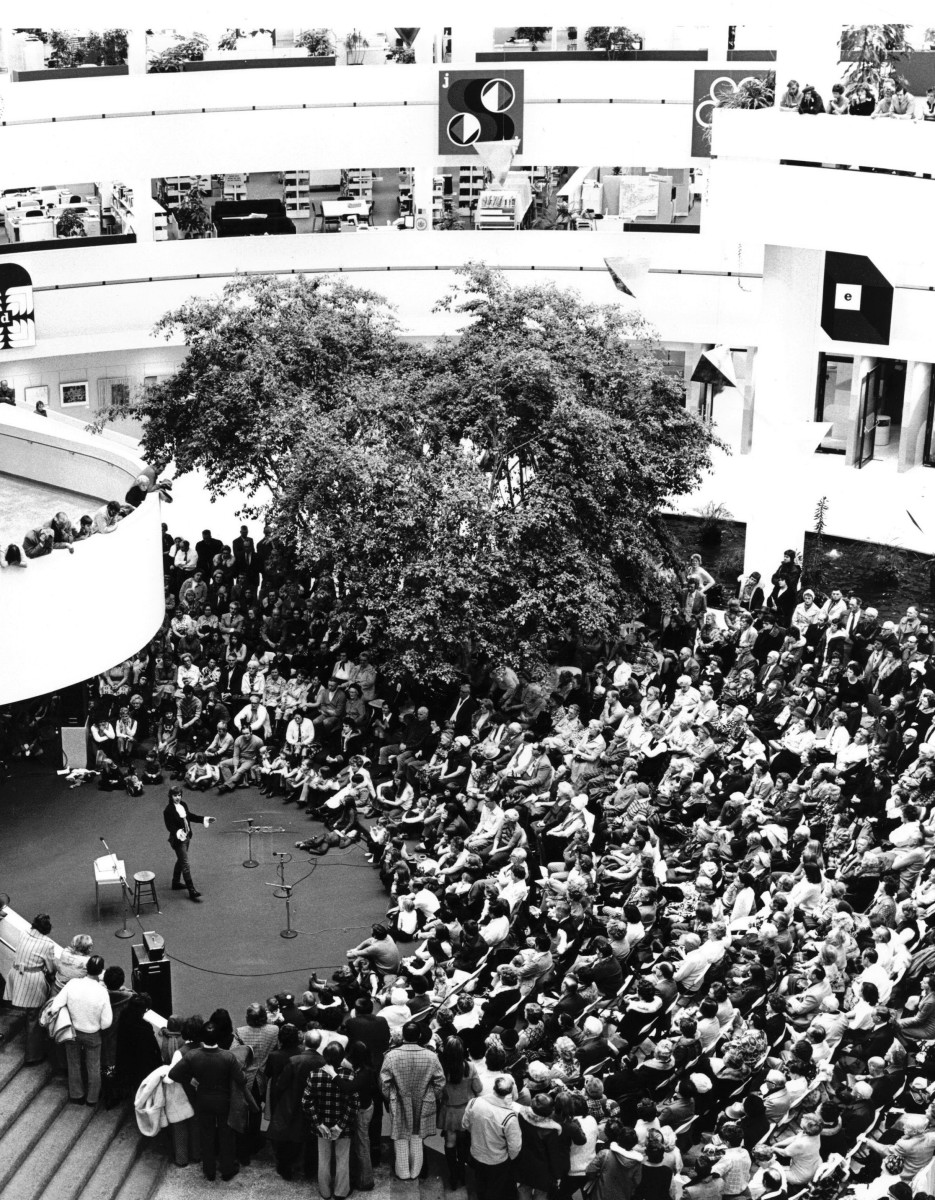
[379,988,412,1034]
[665,675,700,728]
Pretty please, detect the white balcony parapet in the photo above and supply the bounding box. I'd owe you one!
[0,406,164,704]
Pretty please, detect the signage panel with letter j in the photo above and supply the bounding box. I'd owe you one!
[439,69,524,154]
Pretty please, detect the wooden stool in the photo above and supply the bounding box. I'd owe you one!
[132,870,160,915]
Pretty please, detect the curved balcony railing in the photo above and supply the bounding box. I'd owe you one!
[0,406,164,704]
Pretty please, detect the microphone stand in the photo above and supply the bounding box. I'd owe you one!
[101,837,134,940]
[265,880,298,938]
[271,851,292,898]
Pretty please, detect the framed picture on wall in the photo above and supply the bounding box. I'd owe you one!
[60,381,89,408]
[24,384,49,408]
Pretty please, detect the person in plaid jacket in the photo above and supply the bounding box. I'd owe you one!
[303,1041,358,1199]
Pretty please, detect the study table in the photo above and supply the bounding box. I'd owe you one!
[320,199,373,230]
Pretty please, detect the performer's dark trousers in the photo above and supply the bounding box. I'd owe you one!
[172,840,195,890]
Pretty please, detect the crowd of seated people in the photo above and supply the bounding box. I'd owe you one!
[64,510,935,1197]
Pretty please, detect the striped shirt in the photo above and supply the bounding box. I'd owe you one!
[9,930,56,1008]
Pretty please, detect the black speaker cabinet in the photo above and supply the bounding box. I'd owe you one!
[131,942,172,1018]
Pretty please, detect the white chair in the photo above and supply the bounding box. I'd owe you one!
[94,855,126,920]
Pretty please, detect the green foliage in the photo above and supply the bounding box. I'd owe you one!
[101,269,716,688]
[803,496,829,590]
[55,209,88,238]
[83,29,128,66]
[840,25,912,90]
[695,501,733,539]
[512,27,552,45]
[148,33,208,73]
[719,71,775,110]
[434,209,466,230]
[172,190,213,239]
[584,26,641,53]
[296,29,334,56]
[46,30,80,67]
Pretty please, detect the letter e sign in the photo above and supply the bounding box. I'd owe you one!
[835,284,862,311]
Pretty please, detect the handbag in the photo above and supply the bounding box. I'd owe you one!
[39,997,75,1044]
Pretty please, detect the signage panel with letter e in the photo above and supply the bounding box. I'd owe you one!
[821,252,893,346]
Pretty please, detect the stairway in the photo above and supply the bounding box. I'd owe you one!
[0,1006,167,1200]
[0,1004,454,1200]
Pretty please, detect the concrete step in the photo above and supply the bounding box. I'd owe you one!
[0,1058,54,1134]
[0,1027,27,1094]
[0,1074,69,1191]
[1,1084,98,1200]
[0,1006,26,1042]
[41,1105,130,1200]
[112,1137,167,1200]
[73,1109,146,1200]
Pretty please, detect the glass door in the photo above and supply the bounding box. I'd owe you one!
[815,354,853,453]
[924,369,935,466]
[856,364,882,468]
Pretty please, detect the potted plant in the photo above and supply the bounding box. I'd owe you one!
[584,26,642,55]
[173,189,213,239]
[840,25,912,92]
[82,29,128,65]
[148,33,208,73]
[56,209,88,238]
[510,27,552,51]
[695,500,733,546]
[296,29,334,57]
[345,29,369,65]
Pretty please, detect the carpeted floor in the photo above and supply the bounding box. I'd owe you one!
[0,762,389,1019]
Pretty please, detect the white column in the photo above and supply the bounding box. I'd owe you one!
[126,29,147,75]
[740,346,756,454]
[412,166,434,232]
[449,24,492,64]
[128,179,155,242]
[412,28,435,65]
[844,355,875,468]
[899,360,933,472]
[741,499,811,585]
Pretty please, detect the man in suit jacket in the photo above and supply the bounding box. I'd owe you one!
[445,682,479,737]
[232,525,257,584]
[269,1029,325,1179]
[163,784,216,900]
[344,997,391,1065]
[168,1021,245,1181]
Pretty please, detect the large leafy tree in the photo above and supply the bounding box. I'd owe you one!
[103,269,715,689]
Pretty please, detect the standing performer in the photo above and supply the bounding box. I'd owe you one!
[163,784,216,902]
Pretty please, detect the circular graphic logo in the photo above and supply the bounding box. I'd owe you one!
[480,78,515,113]
[447,112,482,146]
